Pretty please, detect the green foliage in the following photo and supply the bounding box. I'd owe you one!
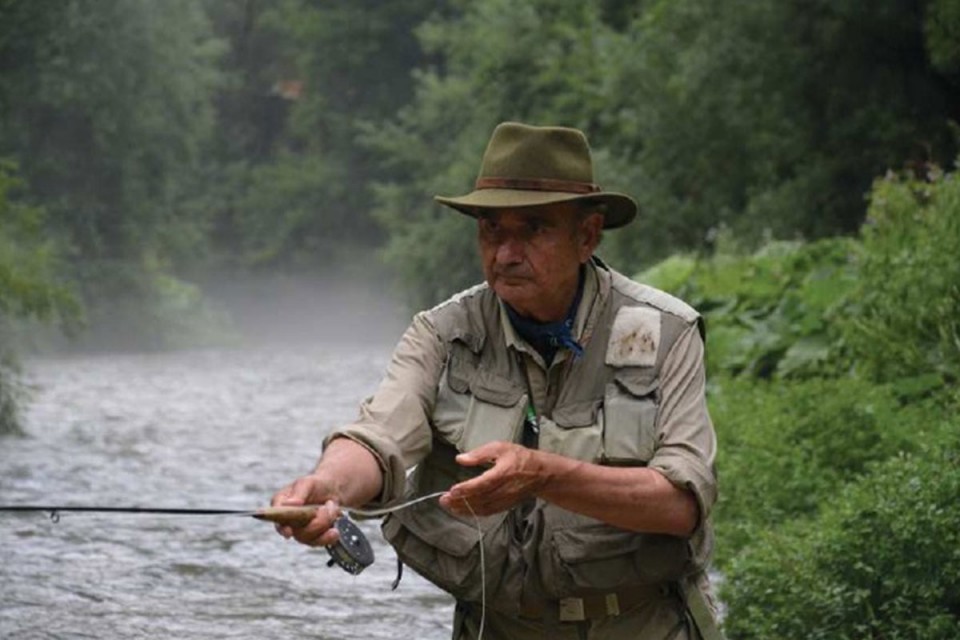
[721,439,960,639]
[676,166,960,635]
[364,0,625,305]
[925,0,960,74]
[6,0,960,338]
[220,155,354,268]
[841,167,960,383]
[364,0,959,305]
[0,0,226,348]
[639,238,859,379]
[0,160,79,432]
[709,376,945,566]
[198,0,440,270]
[0,0,223,262]
[603,0,959,272]
[0,161,78,325]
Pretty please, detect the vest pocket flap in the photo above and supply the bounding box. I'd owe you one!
[602,374,659,464]
[551,399,602,428]
[543,515,691,596]
[470,370,525,407]
[552,524,646,563]
[446,343,479,394]
[613,372,659,398]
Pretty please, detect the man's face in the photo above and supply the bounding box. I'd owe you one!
[477,203,603,322]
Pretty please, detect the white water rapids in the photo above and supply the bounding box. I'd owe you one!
[0,344,454,639]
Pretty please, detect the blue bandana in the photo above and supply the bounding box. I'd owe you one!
[505,268,585,365]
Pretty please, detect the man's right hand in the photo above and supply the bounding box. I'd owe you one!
[270,475,343,547]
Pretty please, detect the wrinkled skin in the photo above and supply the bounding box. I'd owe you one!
[477,203,603,323]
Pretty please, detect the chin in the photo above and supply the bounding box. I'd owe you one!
[492,283,527,307]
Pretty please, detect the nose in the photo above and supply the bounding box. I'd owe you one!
[495,236,525,265]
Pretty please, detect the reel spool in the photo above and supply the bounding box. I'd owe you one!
[325,516,374,575]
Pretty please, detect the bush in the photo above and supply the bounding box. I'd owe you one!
[721,432,960,640]
[638,238,858,380]
[707,376,942,566]
[0,160,79,433]
[841,167,960,383]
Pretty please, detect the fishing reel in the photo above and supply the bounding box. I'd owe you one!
[325,516,374,575]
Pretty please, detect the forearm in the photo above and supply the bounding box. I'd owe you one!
[533,450,699,536]
[445,442,699,536]
[314,437,384,507]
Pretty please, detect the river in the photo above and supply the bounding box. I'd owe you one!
[0,343,455,639]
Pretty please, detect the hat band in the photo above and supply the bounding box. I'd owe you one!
[475,177,600,194]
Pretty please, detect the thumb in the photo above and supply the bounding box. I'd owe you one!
[455,451,483,467]
[456,442,501,467]
[279,477,317,506]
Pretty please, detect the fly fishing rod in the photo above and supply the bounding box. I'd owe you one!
[0,504,374,575]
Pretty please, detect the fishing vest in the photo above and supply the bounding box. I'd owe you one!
[382,262,710,616]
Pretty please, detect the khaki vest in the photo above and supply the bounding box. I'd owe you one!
[382,262,710,615]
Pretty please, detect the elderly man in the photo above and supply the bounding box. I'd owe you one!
[272,122,722,640]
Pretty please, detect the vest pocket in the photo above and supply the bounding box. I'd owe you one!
[542,511,691,597]
[539,399,603,461]
[382,501,520,611]
[601,373,659,464]
[434,342,527,452]
[382,439,523,613]
[460,382,526,453]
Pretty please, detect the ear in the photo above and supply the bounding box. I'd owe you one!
[577,212,604,262]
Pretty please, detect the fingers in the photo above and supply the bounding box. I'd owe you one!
[440,463,512,515]
[455,441,507,467]
[289,499,342,547]
[270,476,340,544]
[441,442,545,516]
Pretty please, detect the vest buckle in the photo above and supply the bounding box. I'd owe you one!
[558,597,586,622]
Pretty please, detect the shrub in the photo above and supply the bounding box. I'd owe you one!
[841,167,960,383]
[638,238,859,380]
[721,430,960,640]
[0,160,78,433]
[708,376,941,566]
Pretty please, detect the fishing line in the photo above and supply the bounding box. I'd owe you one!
[463,499,486,640]
[347,491,446,517]
[349,491,487,640]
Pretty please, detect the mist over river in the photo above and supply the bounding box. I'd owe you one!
[0,341,455,639]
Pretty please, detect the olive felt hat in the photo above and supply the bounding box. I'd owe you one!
[434,122,638,229]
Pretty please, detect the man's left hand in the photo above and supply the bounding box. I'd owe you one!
[439,441,551,516]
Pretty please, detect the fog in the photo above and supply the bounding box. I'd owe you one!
[203,272,410,349]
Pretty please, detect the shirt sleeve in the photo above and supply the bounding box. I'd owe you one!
[323,311,446,506]
[647,321,717,543]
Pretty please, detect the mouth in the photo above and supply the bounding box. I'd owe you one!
[495,275,530,288]
[494,269,531,282]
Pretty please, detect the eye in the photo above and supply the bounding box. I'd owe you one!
[526,218,550,236]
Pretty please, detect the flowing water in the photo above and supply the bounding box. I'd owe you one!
[0,343,455,639]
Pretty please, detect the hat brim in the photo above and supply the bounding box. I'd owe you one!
[435,189,638,229]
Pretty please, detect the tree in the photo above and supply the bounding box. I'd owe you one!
[201,0,444,270]
[0,159,78,432]
[365,0,960,306]
[0,0,224,345]
[365,0,622,307]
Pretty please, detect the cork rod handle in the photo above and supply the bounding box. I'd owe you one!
[253,506,320,527]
